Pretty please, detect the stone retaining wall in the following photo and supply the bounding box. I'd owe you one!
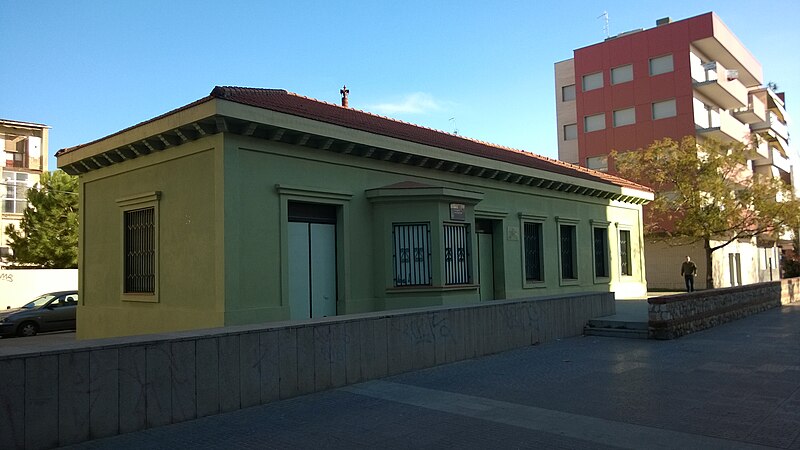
[0,292,613,449]
[648,278,800,340]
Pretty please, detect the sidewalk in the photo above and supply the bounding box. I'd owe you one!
[66,305,800,449]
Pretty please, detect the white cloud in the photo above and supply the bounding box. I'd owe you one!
[370,92,443,115]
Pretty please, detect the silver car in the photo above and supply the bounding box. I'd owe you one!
[0,291,78,337]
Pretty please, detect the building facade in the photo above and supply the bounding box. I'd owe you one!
[1,119,49,265]
[554,12,791,290]
[57,86,652,339]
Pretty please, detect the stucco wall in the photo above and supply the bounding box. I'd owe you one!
[644,238,778,291]
[0,269,78,309]
[78,138,223,339]
[0,292,613,449]
[74,128,647,339]
[226,133,647,321]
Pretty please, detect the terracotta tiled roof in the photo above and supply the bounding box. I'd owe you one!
[210,87,650,192]
[57,86,650,193]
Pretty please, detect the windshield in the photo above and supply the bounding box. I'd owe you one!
[23,294,56,309]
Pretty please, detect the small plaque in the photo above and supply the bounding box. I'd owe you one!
[449,203,466,221]
[507,226,520,241]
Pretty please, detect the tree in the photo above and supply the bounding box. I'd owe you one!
[4,170,78,268]
[612,136,800,288]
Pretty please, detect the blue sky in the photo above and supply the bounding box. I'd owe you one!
[3,0,799,171]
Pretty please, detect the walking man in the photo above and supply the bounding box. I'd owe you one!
[681,256,697,292]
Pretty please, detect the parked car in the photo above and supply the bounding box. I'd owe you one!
[0,291,78,337]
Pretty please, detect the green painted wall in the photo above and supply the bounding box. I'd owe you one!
[220,133,647,328]
[74,128,646,339]
[77,138,223,338]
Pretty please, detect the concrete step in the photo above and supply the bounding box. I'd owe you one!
[584,326,649,339]
[586,318,648,331]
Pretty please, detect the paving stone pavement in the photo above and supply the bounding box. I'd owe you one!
[64,305,800,449]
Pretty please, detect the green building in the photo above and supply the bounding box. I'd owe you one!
[57,87,652,339]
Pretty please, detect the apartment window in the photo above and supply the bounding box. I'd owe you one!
[611,64,633,85]
[118,192,161,301]
[652,99,677,120]
[593,227,609,278]
[582,72,603,92]
[3,171,29,214]
[393,223,432,286]
[613,107,636,127]
[563,123,577,141]
[586,155,608,172]
[523,222,543,282]
[619,229,632,276]
[649,54,673,76]
[562,84,576,101]
[584,113,606,132]
[443,224,470,285]
[559,224,578,280]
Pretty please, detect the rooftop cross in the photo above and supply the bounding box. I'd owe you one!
[340,85,350,107]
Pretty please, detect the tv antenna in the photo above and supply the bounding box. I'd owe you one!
[598,11,610,38]
[449,117,459,135]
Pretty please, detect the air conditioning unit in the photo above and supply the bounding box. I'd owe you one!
[726,70,739,81]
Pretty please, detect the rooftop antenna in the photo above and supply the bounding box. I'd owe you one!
[598,11,610,38]
[449,117,459,135]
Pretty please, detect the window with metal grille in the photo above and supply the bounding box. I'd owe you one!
[393,223,431,286]
[443,224,470,285]
[619,230,632,276]
[560,224,577,280]
[125,207,156,293]
[524,222,543,282]
[593,227,609,278]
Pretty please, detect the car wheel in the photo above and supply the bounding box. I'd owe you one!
[17,322,38,337]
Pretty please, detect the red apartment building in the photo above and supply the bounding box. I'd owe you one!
[555,12,792,290]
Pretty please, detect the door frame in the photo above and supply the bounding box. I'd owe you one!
[277,185,352,318]
[474,216,506,300]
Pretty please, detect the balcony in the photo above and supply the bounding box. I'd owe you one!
[753,145,792,173]
[692,61,748,110]
[695,108,749,143]
[750,138,770,162]
[752,111,789,155]
[3,151,29,169]
[732,92,767,124]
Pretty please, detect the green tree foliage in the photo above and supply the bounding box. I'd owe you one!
[612,136,800,288]
[5,170,78,268]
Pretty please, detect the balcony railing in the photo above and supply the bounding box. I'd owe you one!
[752,111,790,156]
[732,92,767,124]
[3,151,29,169]
[691,60,748,110]
[695,109,749,143]
[767,112,789,141]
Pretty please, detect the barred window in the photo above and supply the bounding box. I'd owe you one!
[393,223,431,286]
[443,224,470,285]
[619,230,632,276]
[524,222,543,282]
[593,227,609,278]
[125,207,156,293]
[560,224,577,280]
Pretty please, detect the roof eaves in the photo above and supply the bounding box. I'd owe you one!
[55,95,216,157]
